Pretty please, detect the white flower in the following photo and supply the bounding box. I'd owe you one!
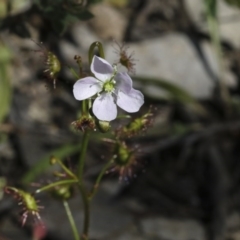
[73,55,144,121]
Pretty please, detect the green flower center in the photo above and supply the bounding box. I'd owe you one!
[103,80,115,93]
[100,65,118,93]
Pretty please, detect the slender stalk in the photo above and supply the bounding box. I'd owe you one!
[88,41,105,65]
[87,99,92,118]
[67,66,79,79]
[63,200,80,240]
[75,55,83,77]
[35,179,78,194]
[77,131,90,239]
[77,131,90,180]
[78,184,90,239]
[52,157,78,180]
[81,100,86,116]
[89,158,114,200]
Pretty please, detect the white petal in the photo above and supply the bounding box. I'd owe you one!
[91,56,113,82]
[115,72,132,93]
[117,89,144,113]
[93,93,117,121]
[73,77,101,101]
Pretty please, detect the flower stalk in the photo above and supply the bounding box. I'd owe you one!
[35,179,78,194]
[88,41,105,64]
[89,158,114,200]
[75,132,90,237]
[78,183,90,239]
[63,200,80,240]
[77,131,90,180]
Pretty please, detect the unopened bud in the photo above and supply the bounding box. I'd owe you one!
[97,120,111,133]
[44,51,61,89]
[51,185,73,200]
[114,142,132,166]
[106,141,140,182]
[50,156,57,165]
[120,107,154,137]
[34,41,61,89]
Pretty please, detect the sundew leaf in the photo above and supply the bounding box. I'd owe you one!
[21,144,81,184]
[133,76,207,116]
[0,42,12,124]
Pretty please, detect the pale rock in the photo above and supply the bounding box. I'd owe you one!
[226,212,240,230]
[105,33,236,99]
[185,0,240,47]
[71,23,101,53]
[88,3,127,41]
[141,217,206,240]
[218,0,240,47]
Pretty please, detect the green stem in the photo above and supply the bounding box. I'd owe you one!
[75,55,83,77]
[77,131,90,239]
[89,158,114,200]
[35,179,78,194]
[82,100,87,116]
[63,200,80,240]
[67,66,79,79]
[88,41,105,65]
[77,131,90,180]
[78,184,90,239]
[52,157,78,180]
[87,99,92,118]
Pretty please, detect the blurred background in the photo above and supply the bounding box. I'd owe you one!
[1,0,240,239]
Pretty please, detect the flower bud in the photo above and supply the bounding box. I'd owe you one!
[50,156,57,165]
[104,138,145,182]
[34,41,61,89]
[114,141,132,166]
[44,51,61,89]
[119,107,154,137]
[51,185,73,200]
[97,120,111,133]
[108,141,140,182]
